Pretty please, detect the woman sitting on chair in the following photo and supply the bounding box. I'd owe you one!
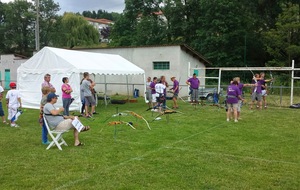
[43,93,90,146]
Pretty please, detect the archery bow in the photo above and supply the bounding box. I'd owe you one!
[108,121,136,130]
[124,111,151,130]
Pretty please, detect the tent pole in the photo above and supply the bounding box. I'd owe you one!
[143,73,147,103]
[104,75,107,106]
[126,75,129,101]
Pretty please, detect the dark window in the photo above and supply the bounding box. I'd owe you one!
[153,62,170,70]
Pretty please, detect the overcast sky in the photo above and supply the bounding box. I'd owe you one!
[0,0,125,13]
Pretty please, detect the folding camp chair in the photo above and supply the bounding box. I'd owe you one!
[43,114,69,150]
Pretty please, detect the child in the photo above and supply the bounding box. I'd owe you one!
[40,86,51,144]
[6,82,21,127]
[0,85,8,125]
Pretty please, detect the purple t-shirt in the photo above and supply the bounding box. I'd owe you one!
[252,80,263,94]
[173,80,179,93]
[150,82,156,94]
[237,83,244,96]
[227,84,239,104]
[188,78,200,89]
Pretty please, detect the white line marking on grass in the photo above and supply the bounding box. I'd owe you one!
[55,124,224,189]
[163,146,298,165]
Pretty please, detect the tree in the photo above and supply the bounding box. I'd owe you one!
[38,0,60,47]
[264,3,300,67]
[58,13,99,48]
[2,0,35,55]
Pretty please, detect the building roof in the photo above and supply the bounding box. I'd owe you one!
[74,44,211,66]
[84,17,113,25]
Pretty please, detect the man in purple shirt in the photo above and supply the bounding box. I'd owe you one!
[186,73,200,103]
[226,79,243,122]
[170,77,179,109]
[149,77,158,108]
[250,74,263,110]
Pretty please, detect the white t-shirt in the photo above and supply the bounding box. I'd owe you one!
[155,83,166,96]
[6,89,21,107]
[0,86,4,93]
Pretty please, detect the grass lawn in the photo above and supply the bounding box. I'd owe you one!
[0,96,299,190]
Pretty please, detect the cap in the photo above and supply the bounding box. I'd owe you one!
[9,82,16,88]
[47,93,59,102]
[193,73,197,76]
[171,76,176,80]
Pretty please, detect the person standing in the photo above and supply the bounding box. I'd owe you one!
[150,77,158,109]
[40,87,51,144]
[186,73,200,103]
[41,74,56,93]
[6,82,22,127]
[61,77,73,116]
[81,72,96,117]
[250,74,263,110]
[226,79,243,122]
[235,77,256,120]
[0,85,8,125]
[146,77,152,107]
[160,76,168,108]
[154,79,166,113]
[170,77,179,109]
[259,72,272,109]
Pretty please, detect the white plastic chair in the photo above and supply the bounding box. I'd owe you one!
[43,114,69,150]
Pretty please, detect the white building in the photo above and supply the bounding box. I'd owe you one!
[0,54,27,89]
[84,17,114,42]
[77,44,210,96]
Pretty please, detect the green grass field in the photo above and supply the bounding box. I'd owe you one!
[0,96,299,190]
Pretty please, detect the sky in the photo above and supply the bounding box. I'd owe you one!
[0,0,125,13]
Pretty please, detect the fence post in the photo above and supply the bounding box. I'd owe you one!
[280,85,283,107]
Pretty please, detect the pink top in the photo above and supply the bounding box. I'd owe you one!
[61,83,72,98]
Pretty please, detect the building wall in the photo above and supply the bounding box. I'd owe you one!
[80,46,206,97]
[0,55,27,89]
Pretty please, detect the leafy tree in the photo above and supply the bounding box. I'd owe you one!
[2,0,35,55]
[58,13,99,48]
[264,3,300,67]
[38,0,60,47]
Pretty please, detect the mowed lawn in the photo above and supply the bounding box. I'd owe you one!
[0,97,299,190]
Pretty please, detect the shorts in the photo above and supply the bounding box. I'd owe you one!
[173,93,178,98]
[0,102,4,116]
[55,119,73,131]
[251,92,262,102]
[262,90,267,96]
[227,103,238,109]
[152,94,157,103]
[156,94,165,103]
[85,96,96,106]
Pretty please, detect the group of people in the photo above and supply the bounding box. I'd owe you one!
[39,72,96,146]
[145,74,202,112]
[226,72,273,122]
[146,76,178,112]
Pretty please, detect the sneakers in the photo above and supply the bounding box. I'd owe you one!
[11,124,20,127]
[42,141,51,145]
[234,120,238,123]
[226,118,230,122]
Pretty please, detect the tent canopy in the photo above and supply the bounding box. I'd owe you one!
[17,46,145,110]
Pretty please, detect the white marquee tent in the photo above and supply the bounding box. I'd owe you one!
[17,46,146,110]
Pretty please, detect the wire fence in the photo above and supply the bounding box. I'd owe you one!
[94,82,300,107]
